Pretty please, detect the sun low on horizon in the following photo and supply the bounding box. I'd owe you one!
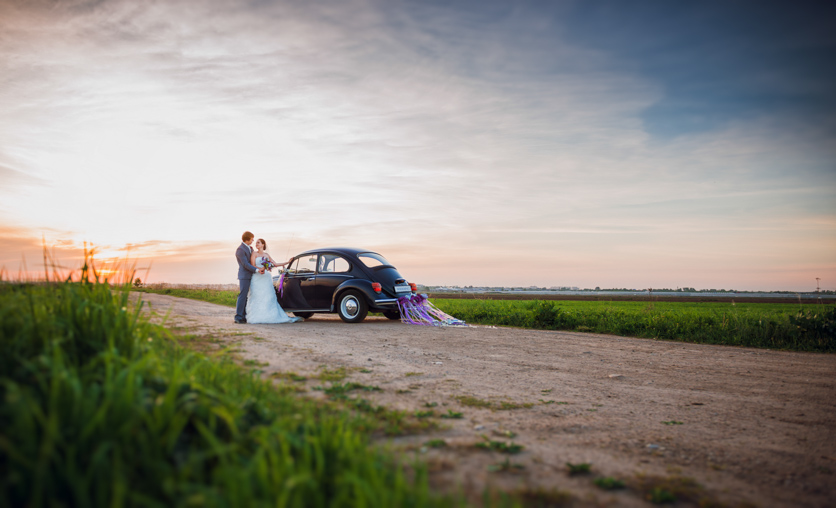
[1,0,834,292]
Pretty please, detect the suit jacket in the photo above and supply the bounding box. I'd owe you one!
[236,243,258,280]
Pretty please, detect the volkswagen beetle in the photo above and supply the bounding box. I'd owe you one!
[273,247,416,323]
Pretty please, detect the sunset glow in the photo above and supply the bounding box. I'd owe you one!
[1,1,834,291]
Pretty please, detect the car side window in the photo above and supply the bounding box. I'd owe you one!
[297,255,318,274]
[318,255,350,273]
[286,258,300,274]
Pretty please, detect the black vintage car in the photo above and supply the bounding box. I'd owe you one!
[273,247,416,323]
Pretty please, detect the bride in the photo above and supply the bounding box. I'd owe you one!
[246,238,302,324]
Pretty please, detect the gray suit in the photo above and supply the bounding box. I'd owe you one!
[235,243,259,322]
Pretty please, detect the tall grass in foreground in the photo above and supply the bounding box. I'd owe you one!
[432,299,835,352]
[0,268,452,506]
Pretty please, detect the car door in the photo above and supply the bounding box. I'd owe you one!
[313,254,353,309]
[279,254,321,310]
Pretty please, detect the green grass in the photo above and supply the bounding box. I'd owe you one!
[475,437,524,454]
[593,476,625,490]
[136,286,239,307]
[566,462,592,475]
[432,299,836,352]
[0,271,459,507]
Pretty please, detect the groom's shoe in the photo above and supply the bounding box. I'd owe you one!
[234,317,247,324]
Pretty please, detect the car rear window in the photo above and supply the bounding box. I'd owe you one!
[357,252,392,268]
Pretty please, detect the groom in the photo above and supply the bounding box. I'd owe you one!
[234,231,264,324]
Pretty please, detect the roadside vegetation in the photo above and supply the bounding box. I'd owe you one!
[136,285,239,307]
[434,299,835,352]
[137,287,835,352]
[0,265,467,507]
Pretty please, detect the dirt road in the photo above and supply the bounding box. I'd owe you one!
[137,293,836,507]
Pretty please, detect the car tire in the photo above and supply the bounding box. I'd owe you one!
[293,312,314,319]
[337,290,368,323]
[383,310,401,320]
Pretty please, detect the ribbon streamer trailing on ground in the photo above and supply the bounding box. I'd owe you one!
[397,294,467,327]
[276,272,285,297]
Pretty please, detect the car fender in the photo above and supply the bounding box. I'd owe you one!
[331,280,377,310]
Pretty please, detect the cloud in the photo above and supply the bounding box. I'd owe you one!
[0,0,833,290]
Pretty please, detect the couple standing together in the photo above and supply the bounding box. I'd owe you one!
[234,231,301,324]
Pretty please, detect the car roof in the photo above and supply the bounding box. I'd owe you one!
[294,247,379,258]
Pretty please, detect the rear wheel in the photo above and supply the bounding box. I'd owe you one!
[337,290,368,323]
[383,310,401,320]
[293,312,314,319]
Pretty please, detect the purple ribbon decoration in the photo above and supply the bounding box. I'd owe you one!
[397,294,466,327]
[277,272,285,297]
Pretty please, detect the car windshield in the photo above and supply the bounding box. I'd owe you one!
[357,252,392,268]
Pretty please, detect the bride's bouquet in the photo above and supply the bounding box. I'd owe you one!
[261,259,275,271]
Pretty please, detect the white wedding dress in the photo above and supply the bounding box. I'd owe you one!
[246,256,302,324]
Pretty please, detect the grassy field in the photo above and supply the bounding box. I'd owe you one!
[136,287,835,352]
[137,286,240,307]
[1,274,475,507]
[432,299,835,352]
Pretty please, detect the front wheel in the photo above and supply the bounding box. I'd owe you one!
[337,290,368,323]
[383,310,401,320]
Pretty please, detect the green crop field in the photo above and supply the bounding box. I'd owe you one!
[432,299,835,352]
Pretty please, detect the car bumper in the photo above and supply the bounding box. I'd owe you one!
[371,297,399,308]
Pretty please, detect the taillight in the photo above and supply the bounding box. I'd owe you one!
[372,282,382,293]
[409,282,417,292]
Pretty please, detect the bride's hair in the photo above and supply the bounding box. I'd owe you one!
[258,238,267,251]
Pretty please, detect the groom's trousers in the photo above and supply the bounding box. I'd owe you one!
[236,278,252,321]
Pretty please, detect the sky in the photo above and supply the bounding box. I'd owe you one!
[1,0,834,291]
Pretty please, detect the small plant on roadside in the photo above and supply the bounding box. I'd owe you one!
[405,372,423,377]
[648,488,676,504]
[424,402,438,408]
[270,371,307,382]
[487,458,525,473]
[566,462,592,475]
[493,429,517,439]
[414,410,435,418]
[440,410,463,419]
[424,439,447,448]
[634,474,704,505]
[318,366,349,382]
[593,477,625,490]
[349,398,380,413]
[455,395,493,408]
[498,401,534,410]
[476,436,524,454]
[316,382,382,399]
[662,420,684,425]
[540,399,555,404]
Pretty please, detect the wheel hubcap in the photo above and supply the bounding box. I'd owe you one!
[343,297,358,317]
